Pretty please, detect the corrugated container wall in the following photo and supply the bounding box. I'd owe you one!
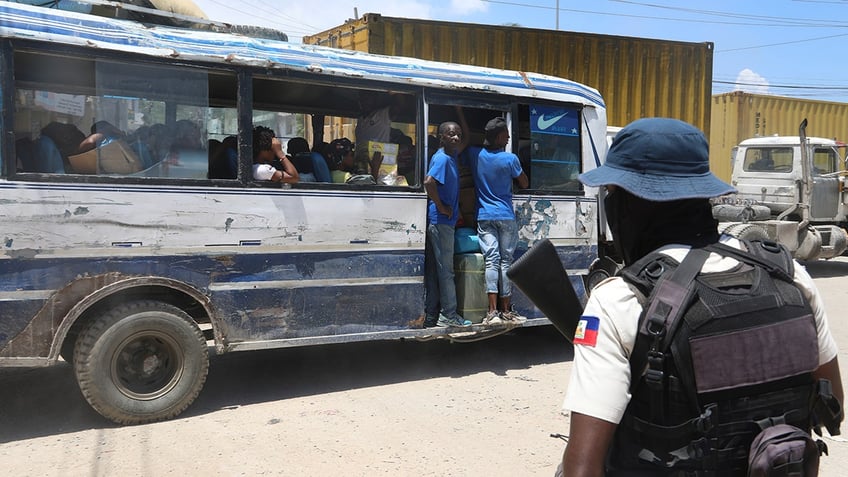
[303,14,714,134]
[711,92,848,181]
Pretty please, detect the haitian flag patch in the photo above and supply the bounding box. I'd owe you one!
[573,316,600,347]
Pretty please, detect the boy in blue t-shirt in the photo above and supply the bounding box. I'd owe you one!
[423,118,473,328]
[470,118,529,324]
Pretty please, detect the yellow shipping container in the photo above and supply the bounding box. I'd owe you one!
[303,14,714,134]
[710,92,848,181]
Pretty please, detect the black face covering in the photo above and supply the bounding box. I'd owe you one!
[604,188,643,266]
[604,188,720,266]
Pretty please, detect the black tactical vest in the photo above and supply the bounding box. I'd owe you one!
[608,240,820,476]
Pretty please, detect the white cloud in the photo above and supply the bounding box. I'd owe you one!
[735,69,770,95]
[451,0,488,15]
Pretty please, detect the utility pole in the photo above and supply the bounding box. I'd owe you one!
[556,0,559,30]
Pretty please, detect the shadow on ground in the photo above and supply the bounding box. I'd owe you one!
[0,326,572,443]
[800,258,848,279]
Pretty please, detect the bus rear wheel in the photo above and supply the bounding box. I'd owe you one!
[73,300,209,425]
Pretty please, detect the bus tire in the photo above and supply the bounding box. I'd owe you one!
[73,300,209,425]
[59,331,77,365]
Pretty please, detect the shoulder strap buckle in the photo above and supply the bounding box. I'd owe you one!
[645,350,665,389]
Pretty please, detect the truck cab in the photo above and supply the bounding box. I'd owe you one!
[731,135,845,222]
[717,124,848,260]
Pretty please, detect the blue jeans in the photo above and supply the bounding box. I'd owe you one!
[477,219,519,297]
[424,223,458,319]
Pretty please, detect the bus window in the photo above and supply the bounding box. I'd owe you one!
[253,77,419,186]
[516,103,582,193]
[251,75,418,186]
[13,50,236,180]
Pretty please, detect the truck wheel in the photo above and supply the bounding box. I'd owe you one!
[73,300,209,425]
[722,223,769,242]
[585,256,622,295]
[586,268,610,294]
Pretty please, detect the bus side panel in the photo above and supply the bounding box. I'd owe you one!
[509,245,593,320]
[514,197,596,251]
[0,299,47,355]
[0,254,226,358]
[0,184,427,357]
[0,184,427,253]
[509,195,598,319]
[209,250,424,342]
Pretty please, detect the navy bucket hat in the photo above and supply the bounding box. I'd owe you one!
[579,118,736,201]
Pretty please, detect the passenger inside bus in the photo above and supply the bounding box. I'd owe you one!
[391,128,415,186]
[69,121,144,175]
[252,126,298,183]
[147,123,171,164]
[208,139,228,179]
[327,137,355,183]
[16,134,65,174]
[207,136,240,179]
[285,137,331,183]
[354,91,406,182]
[40,121,86,170]
[208,136,238,179]
[163,119,207,176]
[78,120,125,153]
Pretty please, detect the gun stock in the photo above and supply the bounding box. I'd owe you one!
[507,239,584,342]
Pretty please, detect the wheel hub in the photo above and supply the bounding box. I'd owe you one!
[112,332,184,400]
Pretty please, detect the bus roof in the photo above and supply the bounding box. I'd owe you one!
[0,1,605,110]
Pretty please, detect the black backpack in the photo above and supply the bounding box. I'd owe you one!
[609,240,829,476]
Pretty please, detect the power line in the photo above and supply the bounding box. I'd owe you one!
[201,0,313,33]
[610,0,848,27]
[481,0,848,27]
[715,74,848,87]
[239,0,319,32]
[717,32,848,52]
[480,0,848,54]
[714,80,848,91]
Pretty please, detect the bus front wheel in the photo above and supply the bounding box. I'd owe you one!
[73,300,209,425]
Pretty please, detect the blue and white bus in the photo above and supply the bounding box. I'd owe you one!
[0,1,607,424]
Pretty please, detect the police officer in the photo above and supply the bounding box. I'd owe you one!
[558,118,843,476]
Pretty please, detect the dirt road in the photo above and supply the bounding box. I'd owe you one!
[2,258,848,476]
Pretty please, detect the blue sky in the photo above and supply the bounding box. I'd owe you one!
[192,0,848,103]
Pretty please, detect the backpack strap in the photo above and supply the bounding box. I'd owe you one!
[706,239,794,283]
[628,247,710,422]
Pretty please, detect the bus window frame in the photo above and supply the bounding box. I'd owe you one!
[7,41,242,186]
[514,100,586,197]
[248,71,426,191]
